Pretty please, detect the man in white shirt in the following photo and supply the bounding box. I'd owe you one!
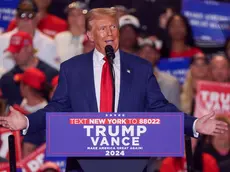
[138,37,181,109]
[54,1,88,62]
[0,0,60,72]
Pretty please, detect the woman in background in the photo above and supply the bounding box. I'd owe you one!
[161,14,202,58]
[180,53,210,115]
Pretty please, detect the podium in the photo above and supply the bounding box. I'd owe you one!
[46,112,184,172]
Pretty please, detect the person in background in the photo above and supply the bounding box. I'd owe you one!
[161,14,202,58]
[54,1,87,62]
[210,54,230,83]
[180,53,210,115]
[0,0,60,71]
[14,68,50,157]
[7,0,68,38]
[0,31,58,105]
[138,37,181,109]
[204,115,230,172]
[119,14,140,55]
[160,137,219,172]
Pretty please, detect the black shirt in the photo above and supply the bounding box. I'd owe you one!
[0,60,58,105]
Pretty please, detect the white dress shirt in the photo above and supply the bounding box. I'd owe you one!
[93,48,120,112]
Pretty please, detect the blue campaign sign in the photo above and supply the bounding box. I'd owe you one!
[46,112,184,158]
[182,0,230,47]
[157,57,191,84]
[0,0,19,32]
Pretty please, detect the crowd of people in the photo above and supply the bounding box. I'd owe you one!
[0,0,229,171]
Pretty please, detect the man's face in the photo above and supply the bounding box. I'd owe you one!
[119,25,137,49]
[87,16,119,55]
[210,56,230,82]
[139,45,159,66]
[11,46,33,66]
[34,0,51,10]
[16,12,37,33]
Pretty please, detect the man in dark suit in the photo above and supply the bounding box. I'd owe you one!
[0,6,227,166]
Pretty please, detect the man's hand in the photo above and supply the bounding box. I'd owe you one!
[0,106,27,131]
[195,112,228,136]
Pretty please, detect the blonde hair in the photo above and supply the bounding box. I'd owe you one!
[180,70,194,114]
[85,8,118,31]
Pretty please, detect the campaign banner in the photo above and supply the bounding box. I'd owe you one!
[0,0,19,33]
[19,144,46,172]
[157,57,190,84]
[0,128,22,161]
[182,0,230,47]
[46,112,184,157]
[194,81,230,118]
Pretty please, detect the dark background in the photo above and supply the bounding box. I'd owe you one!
[49,0,181,35]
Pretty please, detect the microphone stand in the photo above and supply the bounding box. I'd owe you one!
[8,135,16,172]
[105,45,116,113]
[185,136,194,172]
[107,57,115,113]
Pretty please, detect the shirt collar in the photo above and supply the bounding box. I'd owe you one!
[21,98,48,113]
[93,48,120,65]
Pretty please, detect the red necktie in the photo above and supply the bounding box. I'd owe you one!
[100,57,113,112]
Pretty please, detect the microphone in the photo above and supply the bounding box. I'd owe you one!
[105,45,115,64]
[8,135,17,172]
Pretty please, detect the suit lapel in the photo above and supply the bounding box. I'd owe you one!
[118,51,133,112]
[84,51,98,112]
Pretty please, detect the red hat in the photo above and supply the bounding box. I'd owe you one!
[5,31,33,53]
[51,75,59,87]
[14,68,46,90]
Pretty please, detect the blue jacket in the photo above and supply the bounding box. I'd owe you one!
[27,50,196,137]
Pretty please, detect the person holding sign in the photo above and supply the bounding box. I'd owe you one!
[0,7,228,167]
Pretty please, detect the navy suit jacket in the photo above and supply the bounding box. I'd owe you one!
[27,50,196,137]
